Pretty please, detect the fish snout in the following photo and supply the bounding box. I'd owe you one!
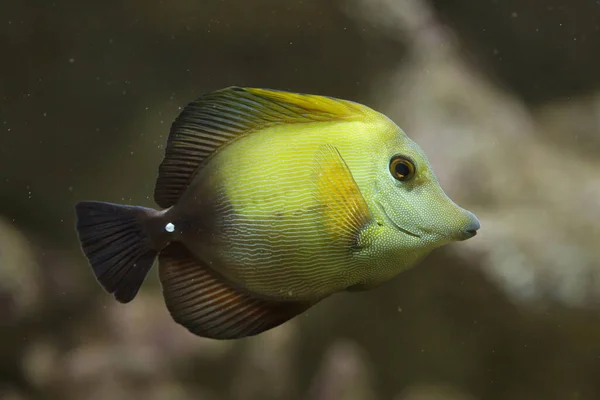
[457,211,480,241]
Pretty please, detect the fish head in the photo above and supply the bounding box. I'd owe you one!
[372,123,480,249]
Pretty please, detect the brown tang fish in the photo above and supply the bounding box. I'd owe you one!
[75,87,480,340]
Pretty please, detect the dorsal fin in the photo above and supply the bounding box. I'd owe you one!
[154,86,367,208]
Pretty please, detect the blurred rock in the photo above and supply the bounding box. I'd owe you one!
[17,291,233,399]
[535,93,600,160]
[0,385,28,400]
[230,322,298,400]
[0,217,41,324]
[396,382,477,400]
[102,292,234,363]
[20,339,59,389]
[307,340,376,400]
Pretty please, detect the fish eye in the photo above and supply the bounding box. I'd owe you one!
[389,155,416,181]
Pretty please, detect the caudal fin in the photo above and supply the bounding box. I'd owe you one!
[75,201,164,303]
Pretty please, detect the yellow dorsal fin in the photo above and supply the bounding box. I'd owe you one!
[154,87,368,208]
[312,144,374,249]
[245,88,365,119]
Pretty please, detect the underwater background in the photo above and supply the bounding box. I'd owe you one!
[2,0,600,399]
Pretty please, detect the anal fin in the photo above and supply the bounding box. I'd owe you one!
[159,243,311,339]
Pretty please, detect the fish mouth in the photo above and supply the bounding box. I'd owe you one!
[376,202,421,239]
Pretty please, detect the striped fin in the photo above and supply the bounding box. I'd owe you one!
[313,144,374,250]
[158,243,311,339]
[154,86,368,208]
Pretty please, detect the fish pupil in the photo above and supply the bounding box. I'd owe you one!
[395,162,410,178]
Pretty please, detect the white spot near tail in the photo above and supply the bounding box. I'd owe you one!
[165,222,175,233]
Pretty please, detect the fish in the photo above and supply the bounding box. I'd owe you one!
[74,86,480,340]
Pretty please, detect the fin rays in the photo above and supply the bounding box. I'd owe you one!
[312,144,374,249]
[159,243,312,339]
[154,87,367,208]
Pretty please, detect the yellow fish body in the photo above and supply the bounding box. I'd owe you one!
[75,87,480,339]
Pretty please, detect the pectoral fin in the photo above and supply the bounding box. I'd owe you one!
[158,243,311,339]
[312,144,375,250]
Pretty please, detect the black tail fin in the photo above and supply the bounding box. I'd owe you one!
[75,201,165,303]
